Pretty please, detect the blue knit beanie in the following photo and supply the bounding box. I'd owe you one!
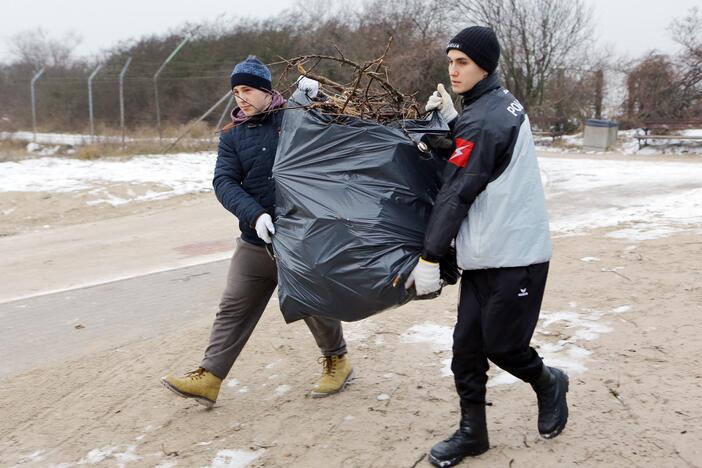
[230,55,272,91]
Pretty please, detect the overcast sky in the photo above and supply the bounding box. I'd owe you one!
[0,0,699,62]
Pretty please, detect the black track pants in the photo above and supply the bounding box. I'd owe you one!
[451,262,549,404]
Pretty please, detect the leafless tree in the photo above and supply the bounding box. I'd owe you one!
[670,7,702,54]
[669,7,702,114]
[450,0,594,112]
[9,28,82,68]
[625,54,683,123]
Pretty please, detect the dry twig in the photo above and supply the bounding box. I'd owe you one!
[280,37,422,123]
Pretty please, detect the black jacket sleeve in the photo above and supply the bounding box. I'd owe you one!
[212,132,266,227]
[422,116,496,260]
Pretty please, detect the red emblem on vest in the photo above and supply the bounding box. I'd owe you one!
[448,138,474,168]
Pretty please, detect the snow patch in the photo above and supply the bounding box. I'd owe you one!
[1,130,216,146]
[0,153,216,204]
[75,445,141,465]
[78,447,117,464]
[535,128,702,156]
[606,226,685,241]
[400,322,452,352]
[227,378,239,388]
[541,157,702,240]
[210,449,262,468]
[16,450,45,464]
[487,372,519,387]
[155,462,177,468]
[580,256,600,262]
[343,320,372,342]
[407,303,633,385]
[440,358,452,377]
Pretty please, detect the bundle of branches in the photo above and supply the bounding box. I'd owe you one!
[277,39,422,123]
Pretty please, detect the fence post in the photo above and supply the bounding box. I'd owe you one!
[215,95,234,131]
[88,64,103,143]
[153,36,190,141]
[164,91,231,152]
[119,57,133,149]
[30,67,45,143]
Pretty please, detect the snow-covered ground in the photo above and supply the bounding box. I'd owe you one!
[400,300,632,386]
[0,131,216,146]
[5,127,702,155]
[535,128,702,155]
[540,157,702,239]
[2,152,700,240]
[1,131,110,146]
[620,129,702,155]
[0,152,216,205]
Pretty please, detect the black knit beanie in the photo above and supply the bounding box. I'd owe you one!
[446,26,500,74]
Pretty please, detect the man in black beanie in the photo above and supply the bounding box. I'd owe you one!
[405,26,569,467]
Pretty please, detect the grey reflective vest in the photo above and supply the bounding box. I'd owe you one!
[422,74,552,269]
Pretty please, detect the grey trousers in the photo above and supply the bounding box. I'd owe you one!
[201,238,347,379]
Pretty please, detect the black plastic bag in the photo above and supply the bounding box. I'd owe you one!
[272,103,457,323]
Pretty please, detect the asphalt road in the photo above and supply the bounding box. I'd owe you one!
[0,259,231,378]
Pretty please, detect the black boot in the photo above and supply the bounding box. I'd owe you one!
[428,402,489,467]
[531,366,569,439]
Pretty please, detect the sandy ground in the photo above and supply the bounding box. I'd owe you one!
[0,184,209,238]
[0,152,701,467]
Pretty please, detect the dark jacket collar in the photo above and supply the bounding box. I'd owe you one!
[461,73,501,108]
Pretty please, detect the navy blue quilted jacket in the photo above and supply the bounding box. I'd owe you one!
[213,108,285,246]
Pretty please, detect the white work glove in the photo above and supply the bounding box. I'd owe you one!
[296,75,319,98]
[405,257,441,296]
[254,213,275,244]
[425,83,458,123]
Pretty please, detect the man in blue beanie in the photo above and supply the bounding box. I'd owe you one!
[405,27,569,466]
[161,56,351,408]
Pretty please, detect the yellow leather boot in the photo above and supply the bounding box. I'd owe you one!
[310,354,354,398]
[161,367,222,408]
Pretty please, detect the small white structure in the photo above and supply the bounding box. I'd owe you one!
[584,119,618,151]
